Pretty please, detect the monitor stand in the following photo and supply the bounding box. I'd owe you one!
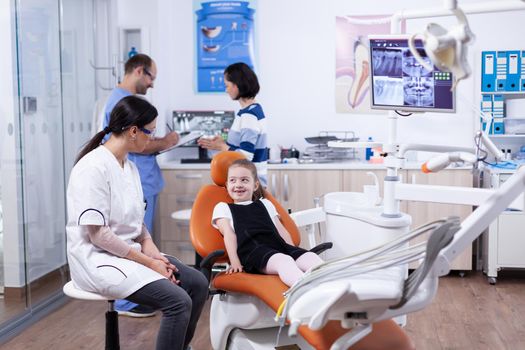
[180,146,212,164]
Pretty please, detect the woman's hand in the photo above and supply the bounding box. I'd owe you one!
[197,135,229,151]
[141,237,162,257]
[148,258,180,284]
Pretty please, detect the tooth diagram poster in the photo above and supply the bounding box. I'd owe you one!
[335,15,405,113]
[194,1,257,93]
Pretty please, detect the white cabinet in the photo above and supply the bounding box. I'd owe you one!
[267,169,343,249]
[267,169,343,212]
[156,169,212,264]
[482,170,525,284]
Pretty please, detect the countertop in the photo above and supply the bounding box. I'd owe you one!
[159,160,471,171]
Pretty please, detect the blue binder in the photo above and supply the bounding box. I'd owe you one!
[521,51,525,91]
[496,51,507,91]
[505,51,520,91]
[492,94,505,134]
[480,94,493,132]
[481,51,497,92]
[493,121,505,135]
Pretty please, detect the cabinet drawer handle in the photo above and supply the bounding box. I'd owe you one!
[176,244,194,251]
[271,173,277,197]
[176,197,195,204]
[283,173,289,201]
[175,174,203,180]
[174,221,190,228]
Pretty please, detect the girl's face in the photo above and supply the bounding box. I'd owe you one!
[224,77,239,100]
[226,166,258,202]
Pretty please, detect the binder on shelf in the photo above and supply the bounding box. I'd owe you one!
[481,51,497,92]
[490,94,505,135]
[505,51,521,91]
[521,50,525,91]
[492,94,504,119]
[492,121,505,134]
[480,94,493,132]
[496,51,507,91]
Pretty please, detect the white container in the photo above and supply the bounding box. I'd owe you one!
[323,192,411,260]
[504,119,525,134]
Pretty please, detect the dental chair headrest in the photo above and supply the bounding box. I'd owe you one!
[211,151,246,186]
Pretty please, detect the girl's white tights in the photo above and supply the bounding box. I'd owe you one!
[264,252,323,287]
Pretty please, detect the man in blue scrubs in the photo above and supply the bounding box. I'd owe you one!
[103,53,180,317]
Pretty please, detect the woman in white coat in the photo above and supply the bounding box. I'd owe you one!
[66,95,208,350]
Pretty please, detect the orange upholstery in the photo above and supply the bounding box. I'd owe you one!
[189,151,413,350]
[210,151,246,186]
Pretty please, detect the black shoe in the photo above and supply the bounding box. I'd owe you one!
[116,304,156,318]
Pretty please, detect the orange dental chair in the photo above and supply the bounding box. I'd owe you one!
[190,151,413,350]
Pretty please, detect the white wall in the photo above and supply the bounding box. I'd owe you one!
[119,0,525,159]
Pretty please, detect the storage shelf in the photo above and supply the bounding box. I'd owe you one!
[481,91,525,96]
[488,134,525,139]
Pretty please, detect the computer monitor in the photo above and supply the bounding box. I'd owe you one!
[369,34,455,113]
[172,110,235,163]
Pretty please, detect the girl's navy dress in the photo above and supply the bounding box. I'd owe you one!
[228,199,308,273]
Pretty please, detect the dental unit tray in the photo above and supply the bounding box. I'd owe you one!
[304,131,359,145]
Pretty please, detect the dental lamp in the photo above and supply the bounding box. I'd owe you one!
[408,0,475,88]
[421,130,504,173]
[421,152,477,173]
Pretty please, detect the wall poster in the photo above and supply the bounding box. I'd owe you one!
[194,0,257,93]
[335,15,405,113]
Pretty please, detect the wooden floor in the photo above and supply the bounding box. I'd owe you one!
[2,271,524,350]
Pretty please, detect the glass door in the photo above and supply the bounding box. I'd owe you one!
[16,0,68,307]
[0,0,102,333]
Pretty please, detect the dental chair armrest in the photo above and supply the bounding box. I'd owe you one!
[290,207,326,227]
[199,249,226,282]
[310,242,333,255]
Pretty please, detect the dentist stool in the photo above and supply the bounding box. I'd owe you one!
[63,281,120,350]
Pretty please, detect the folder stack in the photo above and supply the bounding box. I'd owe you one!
[521,51,525,91]
[492,95,505,134]
[480,49,524,134]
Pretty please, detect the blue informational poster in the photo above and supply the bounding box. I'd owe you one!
[195,1,256,92]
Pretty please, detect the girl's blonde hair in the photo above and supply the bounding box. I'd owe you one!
[228,159,264,200]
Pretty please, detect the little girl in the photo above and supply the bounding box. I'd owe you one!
[212,159,323,287]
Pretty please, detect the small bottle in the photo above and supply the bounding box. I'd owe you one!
[507,149,512,160]
[128,46,138,58]
[365,137,373,161]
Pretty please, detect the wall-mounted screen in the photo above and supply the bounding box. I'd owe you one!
[369,35,455,113]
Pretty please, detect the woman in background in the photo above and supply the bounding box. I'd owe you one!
[198,62,268,186]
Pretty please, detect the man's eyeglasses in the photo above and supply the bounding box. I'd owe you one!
[143,67,156,81]
[139,127,156,139]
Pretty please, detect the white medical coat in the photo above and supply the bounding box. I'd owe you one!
[66,146,164,298]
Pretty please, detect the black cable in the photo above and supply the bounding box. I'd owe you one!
[474,133,488,162]
[395,110,412,117]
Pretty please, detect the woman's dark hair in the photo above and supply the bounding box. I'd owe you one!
[75,95,158,163]
[228,159,264,201]
[224,62,260,99]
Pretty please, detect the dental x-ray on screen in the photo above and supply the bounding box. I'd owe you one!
[369,35,455,113]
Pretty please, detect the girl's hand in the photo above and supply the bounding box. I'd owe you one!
[227,262,243,274]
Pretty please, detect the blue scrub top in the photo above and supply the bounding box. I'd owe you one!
[103,88,164,197]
